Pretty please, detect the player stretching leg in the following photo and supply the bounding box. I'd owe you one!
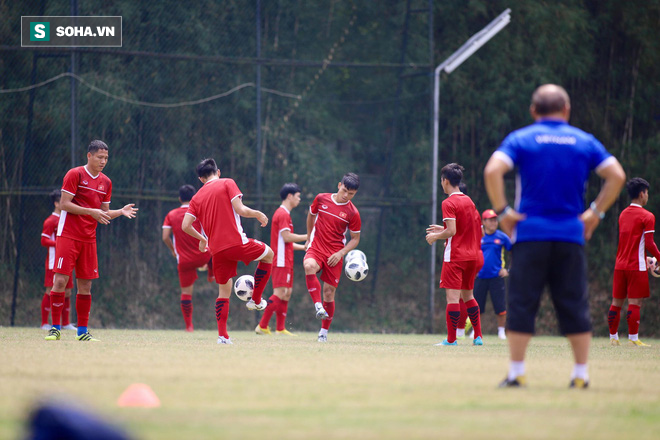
[40,189,75,330]
[303,173,361,342]
[162,184,214,332]
[609,178,660,347]
[426,163,484,346]
[183,158,273,345]
[256,183,307,336]
[46,140,138,342]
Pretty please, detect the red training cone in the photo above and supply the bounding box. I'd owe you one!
[117,383,161,408]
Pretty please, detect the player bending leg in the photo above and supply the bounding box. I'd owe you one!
[426,163,484,346]
[45,140,138,342]
[40,189,75,331]
[256,183,307,336]
[162,184,215,332]
[182,158,273,345]
[608,178,660,347]
[303,173,361,342]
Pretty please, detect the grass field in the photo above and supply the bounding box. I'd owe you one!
[1,328,659,439]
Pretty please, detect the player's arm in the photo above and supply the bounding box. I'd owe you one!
[102,202,138,220]
[644,231,660,261]
[327,231,360,267]
[162,227,176,258]
[59,191,111,225]
[41,220,56,247]
[426,219,456,244]
[231,196,268,227]
[484,155,526,237]
[579,158,625,240]
[305,210,317,249]
[182,213,208,253]
[281,230,307,243]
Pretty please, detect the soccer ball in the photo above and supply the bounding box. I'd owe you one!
[648,257,660,278]
[346,249,367,263]
[345,259,369,282]
[234,275,254,301]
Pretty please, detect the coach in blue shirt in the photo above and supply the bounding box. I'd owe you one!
[475,209,512,340]
[484,84,625,389]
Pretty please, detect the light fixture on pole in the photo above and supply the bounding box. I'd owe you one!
[429,8,511,332]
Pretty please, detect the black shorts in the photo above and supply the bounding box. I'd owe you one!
[507,241,591,335]
[474,276,506,315]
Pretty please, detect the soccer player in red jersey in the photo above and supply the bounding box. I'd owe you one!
[608,178,660,347]
[45,140,138,342]
[256,183,307,336]
[40,189,75,331]
[426,163,484,346]
[162,184,214,332]
[303,173,361,342]
[182,158,273,345]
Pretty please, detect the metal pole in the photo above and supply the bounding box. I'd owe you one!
[430,68,441,334]
[71,0,78,167]
[427,0,435,334]
[255,0,263,217]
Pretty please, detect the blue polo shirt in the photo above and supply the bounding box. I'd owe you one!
[494,119,613,245]
[478,230,512,279]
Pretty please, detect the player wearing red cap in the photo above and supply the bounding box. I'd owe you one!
[608,177,660,347]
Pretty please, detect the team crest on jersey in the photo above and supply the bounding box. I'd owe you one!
[340,212,347,219]
[98,184,105,191]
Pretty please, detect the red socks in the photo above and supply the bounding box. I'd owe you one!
[49,291,66,326]
[252,262,272,304]
[465,298,482,338]
[41,293,51,325]
[276,300,289,331]
[181,293,193,331]
[306,274,322,303]
[457,298,468,330]
[446,303,461,343]
[608,305,621,335]
[259,295,281,329]
[76,294,91,328]
[215,298,230,338]
[62,296,71,326]
[321,301,335,330]
[627,304,641,335]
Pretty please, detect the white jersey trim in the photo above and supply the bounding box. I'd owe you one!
[319,210,349,223]
[184,212,197,220]
[595,156,617,173]
[492,150,514,170]
[162,225,172,229]
[62,189,76,196]
[638,233,646,271]
[83,165,100,179]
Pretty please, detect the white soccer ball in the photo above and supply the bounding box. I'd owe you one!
[345,259,369,282]
[648,257,660,278]
[234,275,254,301]
[346,249,367,263]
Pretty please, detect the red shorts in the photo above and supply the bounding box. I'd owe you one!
[612,269,650,299]
[177,255,214,288]
[212,239,269,284]
[54,236,99,280]
[44,267,74,288]
[272,266,293,288]
[304,248,342,288]
[439,259,482,290]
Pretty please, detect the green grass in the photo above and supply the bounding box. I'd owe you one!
[1,328,659,439]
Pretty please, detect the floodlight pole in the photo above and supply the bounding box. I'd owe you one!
[429,9,511,333]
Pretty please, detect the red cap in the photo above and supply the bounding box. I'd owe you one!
[482,209,497,219]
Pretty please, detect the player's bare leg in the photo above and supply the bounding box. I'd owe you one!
[499,330,532,387]
[318,284,336,342]
[497,312,507,339]
[304,258,328,319]
[567,331,591,388]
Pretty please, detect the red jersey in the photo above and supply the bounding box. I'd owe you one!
[41,212,59,270]
[308,193,361,256]
[163,204,209,264]
[271,205,295,268]
[615,204,660,271]
[441,192,482,262]
[186,178,248,254]
[57,166,112,243]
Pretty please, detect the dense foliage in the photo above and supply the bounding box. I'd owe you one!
[1,0,658,335]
